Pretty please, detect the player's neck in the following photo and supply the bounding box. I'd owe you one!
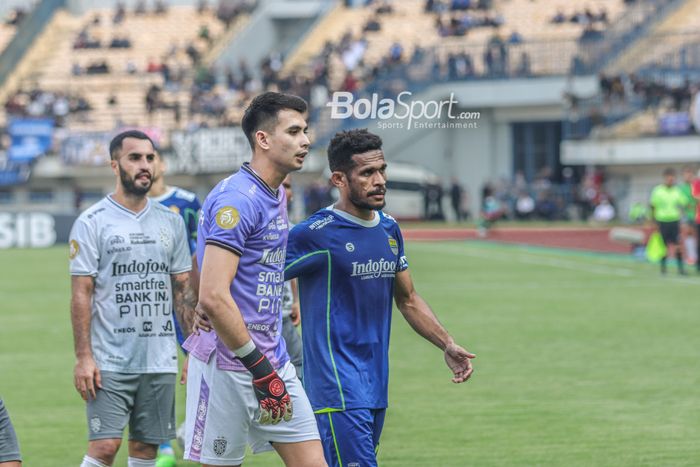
[111,187,148,213]
[249,157,285,190]
[333,200,376,221]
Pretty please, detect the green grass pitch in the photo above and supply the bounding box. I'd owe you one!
[1,241,698,466]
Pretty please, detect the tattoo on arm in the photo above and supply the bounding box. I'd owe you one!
[172,273,197,338]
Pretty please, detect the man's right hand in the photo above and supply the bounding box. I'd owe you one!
[74,355,101,401]
[238,345,293,424]
[252,371,293,424]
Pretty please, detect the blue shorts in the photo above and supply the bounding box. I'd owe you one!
[316,408,386,467]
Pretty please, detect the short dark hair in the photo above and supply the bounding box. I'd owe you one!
[241,92,308,150]
[663,167,676,177]
[327,128,383,173]
[109,130,156,160]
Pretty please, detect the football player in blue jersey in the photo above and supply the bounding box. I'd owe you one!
[148,155,201,465]
[284,128,476,467]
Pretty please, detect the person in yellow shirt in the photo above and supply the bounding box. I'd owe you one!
[650,168,689,275]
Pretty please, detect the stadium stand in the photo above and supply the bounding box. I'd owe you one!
[2,3,253,135]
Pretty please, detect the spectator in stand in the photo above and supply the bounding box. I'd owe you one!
[155,0,169,15]
[113,1,126,24]
[514,191,535,220]
[591,196,615,222]
[134,0,147,15]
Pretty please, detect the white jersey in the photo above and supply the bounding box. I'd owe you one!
[69,195,192,373]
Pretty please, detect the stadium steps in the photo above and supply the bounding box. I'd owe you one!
[281,3,361,74]
[592,109,658,139]
[606,0,700,74]
[0,10,76,110]
[201,13,251,67]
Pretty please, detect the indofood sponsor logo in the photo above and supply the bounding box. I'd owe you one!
[111,259,170,278]
[351,258,397,280]
[258,247,286,266]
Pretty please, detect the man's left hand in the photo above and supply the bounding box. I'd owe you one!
[444,343,475,383]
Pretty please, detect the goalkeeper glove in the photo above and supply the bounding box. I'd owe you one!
[239,347,293,424]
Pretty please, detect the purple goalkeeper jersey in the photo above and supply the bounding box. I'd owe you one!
[184,163,289,371]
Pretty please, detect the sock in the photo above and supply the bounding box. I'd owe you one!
[158,442,174,455]
[128,457,156,467]
[660,256,667,272]
[81,455,109,467]
[676,251,685,272]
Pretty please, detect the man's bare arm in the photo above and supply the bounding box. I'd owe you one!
[171,271,197,339]
[71,275,101,400]
[197,244,252,350]
[394,269,475,383]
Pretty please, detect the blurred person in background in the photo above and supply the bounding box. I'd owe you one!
[678,166,697,266]
[281,176,303,382]
[691,168,700,273]
[649,168,688,275]
[148,155,202,466]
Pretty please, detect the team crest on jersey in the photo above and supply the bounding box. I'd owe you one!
[388,236,398,255]
[346,242,355,252]
[169,205,180,214]
[69,239,80,260]
[216,206,240,229]
[213,437,227,456]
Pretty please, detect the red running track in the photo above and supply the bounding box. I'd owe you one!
[402,227,650,254]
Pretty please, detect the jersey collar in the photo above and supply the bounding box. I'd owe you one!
[240,163,279,199]
[327,204,380,228]
[107,194,152,219]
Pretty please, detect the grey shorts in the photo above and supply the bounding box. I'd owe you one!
[0,399,21,462]
[86,372,176,445]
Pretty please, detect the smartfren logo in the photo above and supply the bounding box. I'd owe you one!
[351,258,397,280]
[258,247,286,266]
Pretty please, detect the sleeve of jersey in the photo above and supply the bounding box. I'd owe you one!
[204,194,256,257]
[693,180,700,198]
[649,187,658,207]
[395,225,409,272]
[68,218,99,276]
[284,222,325,279]
[171,216,193,274]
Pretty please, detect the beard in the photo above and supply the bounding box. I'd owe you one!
[118,164,151,196]
[348,182,386,211]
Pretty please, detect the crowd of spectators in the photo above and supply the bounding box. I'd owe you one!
[4,88,93,126]
[478,167,616,223]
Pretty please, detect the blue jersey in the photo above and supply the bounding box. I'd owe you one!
[285,207,409,412]
[152,187,201,254]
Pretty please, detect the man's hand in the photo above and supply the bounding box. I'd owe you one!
[192,304,212,334]
[239,346,293,424]
[290,302,301,326]
[74,355,101,401]
[444,343,475,383]
[252,372,293,424]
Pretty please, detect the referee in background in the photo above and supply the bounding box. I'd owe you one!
[650,167,689,275]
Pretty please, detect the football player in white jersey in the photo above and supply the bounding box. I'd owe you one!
[69,130,197,467]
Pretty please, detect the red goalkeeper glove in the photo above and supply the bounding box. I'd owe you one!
[240,347,293,424]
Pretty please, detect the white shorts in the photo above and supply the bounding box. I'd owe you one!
[184,356,320,465]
